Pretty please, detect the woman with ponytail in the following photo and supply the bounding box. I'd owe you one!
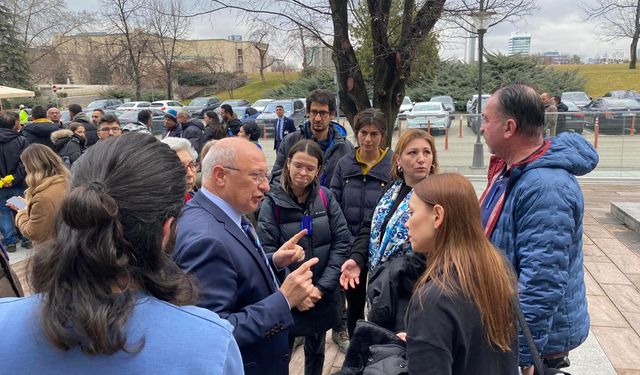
[0,133,243,374]
[404,173,518,374]
[9,144,70,245]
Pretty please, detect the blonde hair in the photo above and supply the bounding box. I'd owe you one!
[22,144,70,201]
[391,129,439,180]
[413,173,516,351]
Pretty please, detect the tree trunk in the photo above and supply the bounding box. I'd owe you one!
[630,36,638,69]
[166,67,173,99]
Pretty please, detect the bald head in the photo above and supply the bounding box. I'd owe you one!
[201,137,269,213]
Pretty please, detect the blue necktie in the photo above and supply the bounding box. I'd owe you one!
[241,217,280,288]
[278,118,283,140]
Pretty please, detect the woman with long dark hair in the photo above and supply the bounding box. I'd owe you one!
[0,133,243,374]
[404,173,518,374]
[10,144,70,244]
[257,139,350,375]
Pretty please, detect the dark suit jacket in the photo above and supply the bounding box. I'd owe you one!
[173,190,294,375]
[274,116,296,150]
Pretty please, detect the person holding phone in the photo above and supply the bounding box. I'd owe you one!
[9,144,70,244]
[257,139,350,375]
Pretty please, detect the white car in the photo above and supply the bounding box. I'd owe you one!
[150,100,184,112]
[406,102,451,133]
[397,96,414,119]
[116,101,151,112]
[252,99,274,113]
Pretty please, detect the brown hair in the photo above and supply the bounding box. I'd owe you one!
[281,139,323,195]
[412,173,516,351]
[354,108,387,139]
[22,144,70,201]
[391,129,439,180]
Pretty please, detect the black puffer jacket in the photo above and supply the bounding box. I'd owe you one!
[204,123,226,141]
[330,148,393,240]
[72,113,98,147]
[0,128,28,185]
[257,184,350,336]
[21,120,58,148]
[50,129,72,153]
[182,119,205,154]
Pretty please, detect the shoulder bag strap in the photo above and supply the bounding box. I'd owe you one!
[512,295,546,375]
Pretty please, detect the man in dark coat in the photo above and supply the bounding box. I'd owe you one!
[0,111,28,252]
[177,109,205,154]
[273,104,295,151]
[220,104,242,136]
[21,106,58,149]
[68,104,98,147]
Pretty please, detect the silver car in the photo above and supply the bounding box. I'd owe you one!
[255,99,306,138]
[406,102,451,133]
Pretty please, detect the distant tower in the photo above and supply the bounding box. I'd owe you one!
[465,29,477,64]
[508,32,531,56]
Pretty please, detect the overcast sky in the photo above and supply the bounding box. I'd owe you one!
[68,0,630,61]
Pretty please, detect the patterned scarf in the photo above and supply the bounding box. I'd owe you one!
[368,180,413,271]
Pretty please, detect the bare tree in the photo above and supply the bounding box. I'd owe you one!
[442,0,538,33]
[584,0,640,69]
[248,22,293,82]
[194,0,446,147]
[101,0,150,99]
[147,0,190,99]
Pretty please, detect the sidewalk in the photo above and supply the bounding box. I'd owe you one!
[8,181,640,375]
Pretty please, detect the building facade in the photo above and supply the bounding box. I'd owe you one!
[507,33,531,56]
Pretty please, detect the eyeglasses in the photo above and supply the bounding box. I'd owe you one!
[98,127,122,133]
[223,166,269,185]
[309,110,331,118]
[184,161,199,172]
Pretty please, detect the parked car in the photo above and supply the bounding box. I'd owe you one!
[467,95,490,133]
[429,95,455,112]
[86,99,124,110]
[214,99,252,116]
[184,97,221,118]
[255,99,306,138]
[561,91,591,110]
[557,101,585,134]
[234,107,260,122]
[397,96,414,119]
[406,102,451,134]
[603,90,640,103]
[150,100,184,112]
[252,99,274,113]
[118,108,167,136]
[584,98,640,134]
[466,94,490,115]
[116,101,152,112]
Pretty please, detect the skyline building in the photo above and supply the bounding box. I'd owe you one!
[508,32,532,55]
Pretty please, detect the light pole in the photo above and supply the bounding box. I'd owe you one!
[471,10,494,169]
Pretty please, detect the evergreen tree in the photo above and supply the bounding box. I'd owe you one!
[0,4,30,88]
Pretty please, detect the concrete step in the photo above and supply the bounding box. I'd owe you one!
[611,202,640,232]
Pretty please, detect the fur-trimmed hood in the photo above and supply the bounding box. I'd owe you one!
[50,129,73,144]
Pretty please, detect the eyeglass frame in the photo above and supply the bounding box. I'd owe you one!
[222,165,269,185]
[184,160,200,172]
[308,109,332,118]
[98,126,122,133]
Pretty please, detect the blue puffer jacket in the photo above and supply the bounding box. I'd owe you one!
[330,148,393,240]
[487,132,598,366]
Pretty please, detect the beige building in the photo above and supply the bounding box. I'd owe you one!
[52,32,267,84]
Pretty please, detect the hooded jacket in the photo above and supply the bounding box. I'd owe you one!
[483,132,598,366]
[50,129,72,153]
[271,121,354,187]
[224,114,242,137]
[122,121,151,134]
[21,119,58,148]
[0,128,28,185]
[72,113,98,147]
[181,119,205,154]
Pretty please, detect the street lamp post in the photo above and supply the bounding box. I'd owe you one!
[471,11,494,169]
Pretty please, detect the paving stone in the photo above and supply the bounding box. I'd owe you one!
[602,284,640,314]
[584,224,615,238]
[608,252,640,275]
[592,237,635,255]
[587,295,629,328]
[584,244,611,263]
[591,327,640,370]
[585,270,607,296]
[585,262,632,285]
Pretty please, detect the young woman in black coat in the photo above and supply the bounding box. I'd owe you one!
[257,139,350,375]
[403,173,518,374]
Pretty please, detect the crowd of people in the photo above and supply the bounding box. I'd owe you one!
[0,83,598,375]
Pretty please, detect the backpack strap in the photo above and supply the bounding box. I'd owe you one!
[318,187,328,209]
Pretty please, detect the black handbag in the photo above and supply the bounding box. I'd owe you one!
[362,344,408,375]
[512,297,570,375]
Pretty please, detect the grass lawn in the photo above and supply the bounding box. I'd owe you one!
[552,64,640,98]
[214,71,300,103]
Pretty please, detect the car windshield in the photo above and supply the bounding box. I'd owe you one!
[120,103,134,108]
[264,102,293,113]
[150,103,164,107]
[413,103,443,112]
[604,99,640,109]
[254,99,272,107]
[564,92,589,101]
[402,97,412,105]
[189,98,209,106]
[223,100,243,107]
[87,100,106,109]
[565,102,579,111]
[430,96,453,104]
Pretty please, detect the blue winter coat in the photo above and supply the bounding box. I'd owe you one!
[330,148,393,240]
[486,132,598,366]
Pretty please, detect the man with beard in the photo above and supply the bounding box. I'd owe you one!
[220,104,243,137]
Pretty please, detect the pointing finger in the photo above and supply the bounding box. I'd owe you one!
[286,229,307,246]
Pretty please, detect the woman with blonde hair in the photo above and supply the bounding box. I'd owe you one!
[404,173,518,374]
[10,144,70,244]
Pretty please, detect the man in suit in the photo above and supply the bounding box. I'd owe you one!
[274,104,295,151]
[173,137,319,375]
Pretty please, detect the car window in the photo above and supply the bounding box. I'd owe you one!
[402,97,411,105]
[264,102,293,112]
[413,103,443,112]
[170,101,182,107]
[120,103,134,108]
